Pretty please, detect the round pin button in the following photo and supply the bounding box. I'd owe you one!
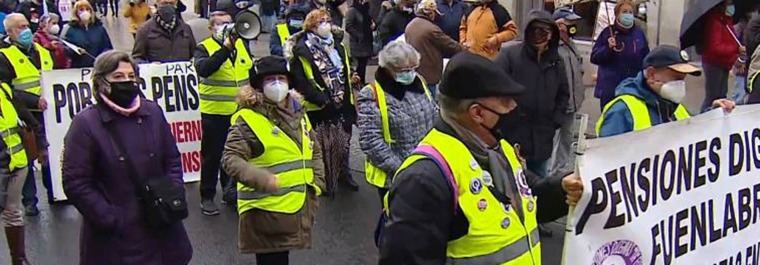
[501,217,511,229]
[527,201,535,212]
[477,199,488,211]
[502,203,511,213]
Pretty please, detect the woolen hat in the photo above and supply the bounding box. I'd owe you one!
[250,56,293,87]
[439,52,525,99]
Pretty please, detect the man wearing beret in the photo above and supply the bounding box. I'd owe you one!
[379,52,583,264]
[597,45,736,137]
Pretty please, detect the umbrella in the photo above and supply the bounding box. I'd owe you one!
[680,0,749,50]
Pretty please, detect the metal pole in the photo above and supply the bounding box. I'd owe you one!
[560,113,589,265]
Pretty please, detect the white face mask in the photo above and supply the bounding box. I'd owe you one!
[79,10,92,22]
[263,80,290,102]
[213,23,232,40]
[48,24,60,35]
[316,22,332,38]
[658,80,686,103]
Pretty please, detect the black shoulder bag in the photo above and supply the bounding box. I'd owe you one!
[103,116,188,229]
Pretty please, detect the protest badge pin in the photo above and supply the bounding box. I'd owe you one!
[477,199,488,211]
[527,201,535,212]
[502,203,511,213]
[469,159,478,170]
[482,171,493,187]
[470,178,483,194]
[272,127,280,135]
[501,217,511,229]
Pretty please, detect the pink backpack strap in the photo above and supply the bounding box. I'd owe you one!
[413,145,459,213]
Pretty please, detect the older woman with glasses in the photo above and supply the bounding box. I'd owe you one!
[288,9,362,194]
[62,51,192,265]
[358,40,437,201]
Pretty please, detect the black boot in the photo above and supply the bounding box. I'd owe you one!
[5,226,32,265]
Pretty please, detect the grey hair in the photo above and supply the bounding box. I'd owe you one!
[41,13,60,25]
[3,13,26,34]
[378,40,421,69]
[438,93,476,118]
[92,50,139,99]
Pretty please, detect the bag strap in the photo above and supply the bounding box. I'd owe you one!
[413,145,458,214]
[98,107,149,193]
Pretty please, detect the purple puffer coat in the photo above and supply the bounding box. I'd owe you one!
[62,99,192,265]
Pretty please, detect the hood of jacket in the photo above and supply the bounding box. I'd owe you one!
[615,72,664,107]
[521,9,560,59]
[284,30,307,59]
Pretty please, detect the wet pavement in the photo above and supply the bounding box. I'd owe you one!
[0,3,730,264]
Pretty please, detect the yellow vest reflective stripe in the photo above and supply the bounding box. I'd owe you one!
[749,71,760,93]
[392,129,541,265]
[0,83,28,170]
[197,38,253,115]
[276,24,290,45]
[0,43,53,96]
[595,94,691,135]
[232,108,321,214]
[298,44,353,111]
[364,81,432,188]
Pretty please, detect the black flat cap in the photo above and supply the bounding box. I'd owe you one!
[439,52,525,99]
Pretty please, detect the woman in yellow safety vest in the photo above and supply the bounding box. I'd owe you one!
[287,9,362,193]
[222,55,325,265]
[357,40,437,202]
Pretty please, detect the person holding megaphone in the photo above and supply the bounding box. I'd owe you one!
[193,10,254,216]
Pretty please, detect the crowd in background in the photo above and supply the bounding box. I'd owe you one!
[0,0,759,264]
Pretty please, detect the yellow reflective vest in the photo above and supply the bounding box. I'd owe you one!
[232,108,322,214]
[595,94,691,135]
[297,44,354,111]
[390,128,541,265]
[276,24,290,45]
[0,43,53,96]
[197,38,253,115]
[0,83,29,171]
[364,80,432,189]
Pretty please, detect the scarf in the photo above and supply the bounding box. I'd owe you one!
[306,32,343,70]
[156,15,177,32]
[440,112,523,216]
[100,94,141,116]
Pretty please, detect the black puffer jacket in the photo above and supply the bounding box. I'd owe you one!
[494,9,569,162]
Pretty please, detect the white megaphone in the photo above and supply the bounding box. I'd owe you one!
[214,0,262,40]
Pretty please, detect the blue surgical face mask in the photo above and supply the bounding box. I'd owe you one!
[618,13,635,29]
[394,70,416,85]
[726,4,736,17]
[289,19,304,29]
[16,28,33,48]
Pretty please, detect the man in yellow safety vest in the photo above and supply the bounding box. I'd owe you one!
[0,13,50,217]
[379,52,583,264]
[193,10,253,215]
[597,45,736,138]
[270,7,306,57]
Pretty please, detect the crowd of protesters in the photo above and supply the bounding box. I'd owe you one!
[0,0,758,264]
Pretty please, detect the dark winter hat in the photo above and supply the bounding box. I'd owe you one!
[250,56,292,88]
[643,45,702,76]
[439,52,525,99]
[552,7,582,21]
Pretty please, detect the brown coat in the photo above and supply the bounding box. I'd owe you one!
[131,18,196,63]
[222,96,325,254]
[459,4,518,60]
[404,17,463,84]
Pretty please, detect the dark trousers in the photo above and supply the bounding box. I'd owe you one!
[256,251,289,265]
[200,113,233,201]
[22,112,53,206]
[353,56,370,84]
[702,62,730,112]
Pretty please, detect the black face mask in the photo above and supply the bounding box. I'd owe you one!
[476,103,519,140]
[158,5,177,22]
[106,80,140,108]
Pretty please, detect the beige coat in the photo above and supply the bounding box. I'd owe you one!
[222,96,325,254]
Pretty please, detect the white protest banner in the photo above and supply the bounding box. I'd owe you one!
[563,105,760,265]
[43,62,202,201]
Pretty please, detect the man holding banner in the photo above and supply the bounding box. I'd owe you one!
[193,10,253,216]
[597,45,736,138]
[379,52,583,264]
[0,13,51,216]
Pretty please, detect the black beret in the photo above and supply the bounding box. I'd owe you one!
[439,52,525,99]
